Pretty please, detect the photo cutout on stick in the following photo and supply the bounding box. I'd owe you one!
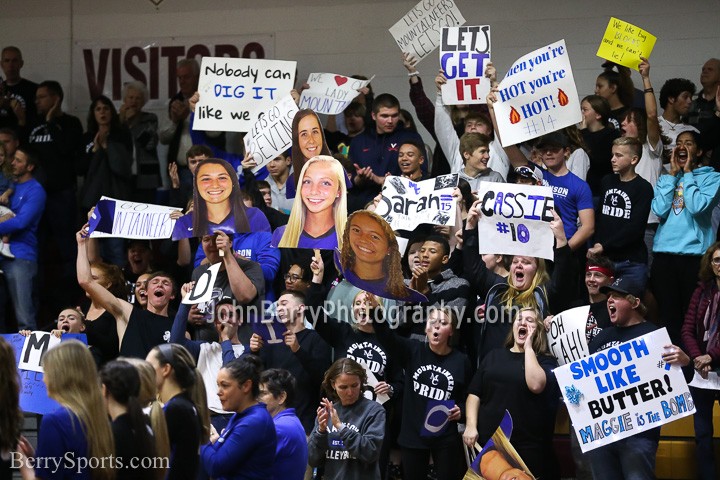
[338,210,427,302]
[171,158,252,240]
[272,155,348,250]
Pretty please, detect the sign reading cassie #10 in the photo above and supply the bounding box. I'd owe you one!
[194,57,296,132]
[476,182,556,261]
[493,39,581,147]
[554,328,695,453]
[389,0,466,62]
[440,26,491,105]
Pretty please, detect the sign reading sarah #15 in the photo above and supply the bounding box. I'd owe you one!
[194,57,296,132]
[494,40,581,147]
[554,328,695,453]
[375,174,458,231]
[476,182,555,261]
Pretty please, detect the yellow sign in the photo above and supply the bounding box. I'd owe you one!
[596,17,656,70]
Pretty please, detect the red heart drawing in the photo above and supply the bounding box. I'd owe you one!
[334,75,348,86]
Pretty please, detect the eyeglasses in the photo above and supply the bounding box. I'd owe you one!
[284,274,301,282]
[711,257,720,266]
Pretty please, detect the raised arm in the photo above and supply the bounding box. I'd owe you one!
[639,57,661,148]
[433,70,464,172]
[76,228,131,323]
[486,87,529,169]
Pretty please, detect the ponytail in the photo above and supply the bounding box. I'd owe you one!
[189,369,211,444]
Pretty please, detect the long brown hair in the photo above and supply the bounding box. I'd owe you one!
[340,210,406,298]
[121,357,170,474]
[321,358,367,401]
[503,307,550,355]
[43,341,115,480]
[291,109,331,188]
[192,158,250,236]
[699,241,720,284]
[150,344,211,443]
[0,337,23,453]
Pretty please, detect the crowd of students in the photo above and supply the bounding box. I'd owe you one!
[0,38,719,480]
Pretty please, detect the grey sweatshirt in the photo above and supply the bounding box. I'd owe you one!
[307,396,386,480]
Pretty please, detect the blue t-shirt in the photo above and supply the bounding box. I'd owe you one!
[542,170,593,240]
[272,408,308,480]
[35,407,91,479]
[201,403,277,480]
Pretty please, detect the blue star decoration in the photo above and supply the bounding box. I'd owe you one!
[565,385,583,405]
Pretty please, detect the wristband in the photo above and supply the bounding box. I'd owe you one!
[644,88,654,93]
[408,72,420,77]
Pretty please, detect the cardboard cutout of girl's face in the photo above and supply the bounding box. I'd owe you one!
[301,161,340,215]
[339,211,426,303]
[171,158,249,241]
[272,156,347,250]
[298,114,323,160]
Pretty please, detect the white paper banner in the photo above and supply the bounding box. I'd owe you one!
[476,182,555,260]
[375,174,458,231]
[18,332,61,373]
[194,57,297,132]
[243,95,299,172]
[555,328,695,452]
[183,263,222,305]
[547,306,590,366]
[688,370,720,390]
[389,0,466,62]
[440,26,491,105]
[494,40,581,147]
[298,73,374,115]
[88,197,179,239]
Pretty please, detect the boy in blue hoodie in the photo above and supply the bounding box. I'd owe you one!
[651,130,720,343]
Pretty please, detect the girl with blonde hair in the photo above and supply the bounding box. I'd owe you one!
[146,343,209,479]
[464,307,559,480]
[121,357,170,468]
[18,340,115,480]
[273,155,347,249]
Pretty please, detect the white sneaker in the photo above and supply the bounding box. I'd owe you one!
[0,243,14,259]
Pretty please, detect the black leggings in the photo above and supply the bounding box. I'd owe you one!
[401,436,465,480]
